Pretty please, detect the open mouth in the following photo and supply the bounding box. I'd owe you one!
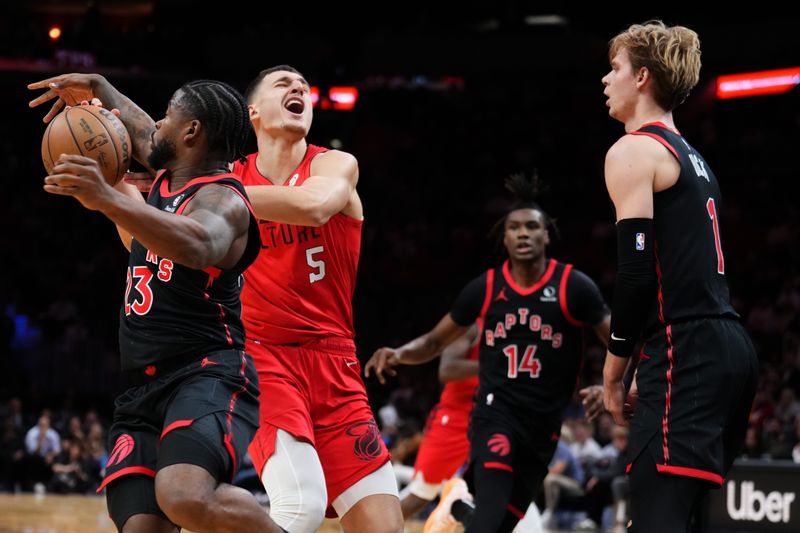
[516,244,533,253]
[284,98,305,115]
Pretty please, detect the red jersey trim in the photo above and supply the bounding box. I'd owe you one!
[654,242,666,324]
[148,170,168,201]
[661,325,675,464]
[96,466,156,493]
[656,464,723,486]
[223,351,249,480]
[639,121,681,135]
[478,269,495,322]
[159,173,242,197]
[507,503,525,519]
[558,264,586,327]
[161,419,193,441]
[484,461,513,472]
[629,131,681,162]
[502,259,557,296]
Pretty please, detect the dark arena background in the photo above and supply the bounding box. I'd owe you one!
[0,2,798,532]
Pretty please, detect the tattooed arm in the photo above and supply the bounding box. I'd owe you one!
[28,73,157,173]
[45,155,250,269]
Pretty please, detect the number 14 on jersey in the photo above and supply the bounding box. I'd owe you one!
[503,344,542,378]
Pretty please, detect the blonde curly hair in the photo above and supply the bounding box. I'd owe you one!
[609,20,701,111]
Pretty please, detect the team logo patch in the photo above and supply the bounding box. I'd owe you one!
[540,285,557,302]
[488,433,511,457]
[345,420,383,461]
[106,434,135,467]
[635,232,645,251]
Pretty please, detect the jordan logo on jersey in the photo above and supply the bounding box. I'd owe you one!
[495,288,508,302]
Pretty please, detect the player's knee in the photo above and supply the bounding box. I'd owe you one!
[154,470,212,528]
[268,482,327,533]
[121,514,177,533]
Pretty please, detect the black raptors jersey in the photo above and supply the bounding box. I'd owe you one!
[450,259,607,425]
[118,172,260,371]
[631,123,738,334]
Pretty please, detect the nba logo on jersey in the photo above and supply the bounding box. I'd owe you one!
[635,232,645,251]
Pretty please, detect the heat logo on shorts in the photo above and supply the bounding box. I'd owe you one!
[106,434,135,467]
[345,420,383,461]
[488,433,511,457]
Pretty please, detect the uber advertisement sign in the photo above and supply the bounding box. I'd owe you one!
[705,460,798,532]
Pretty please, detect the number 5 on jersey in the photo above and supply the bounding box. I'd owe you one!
[306,246,326,283]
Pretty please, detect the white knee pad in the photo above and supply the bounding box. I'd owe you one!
[261,429,328,533]
[332,461,399,518]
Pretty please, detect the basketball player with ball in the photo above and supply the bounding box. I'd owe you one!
[29,75,287,533]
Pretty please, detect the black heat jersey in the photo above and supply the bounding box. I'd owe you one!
[450,259,607,427]
[118,172,260,371]
[632,123,738,334]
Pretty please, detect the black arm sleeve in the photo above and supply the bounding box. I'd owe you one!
[566,269,609,325]
[609,218,657,357]
[449,273,487,327]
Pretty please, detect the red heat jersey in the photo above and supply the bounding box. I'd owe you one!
[232,145,362,344]
[438,329,480,410]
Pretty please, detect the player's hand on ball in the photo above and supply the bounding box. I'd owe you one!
[44,154,116,211]
[364,347,400,384]
[28,73,101,123]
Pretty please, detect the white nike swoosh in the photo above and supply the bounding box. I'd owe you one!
[346,360,358,367]
[610,333,626,341]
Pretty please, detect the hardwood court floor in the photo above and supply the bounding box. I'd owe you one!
[0,493,425,533]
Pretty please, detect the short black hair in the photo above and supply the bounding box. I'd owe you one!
[490,171,558,247]
[175,80,250,164]
[245,64,307,103]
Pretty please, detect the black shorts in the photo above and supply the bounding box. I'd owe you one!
[99,349,260,530]
[630,318,758,485]
[465,408,558,502]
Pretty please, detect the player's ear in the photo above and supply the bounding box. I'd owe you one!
[248,104,258,121]
[184,120,200,141]
[636,67,650,88]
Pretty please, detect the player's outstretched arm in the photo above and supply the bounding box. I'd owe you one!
[244,150,359,226]
[364,314,468,385]
[438,323,479,383]
[28,73,157,173]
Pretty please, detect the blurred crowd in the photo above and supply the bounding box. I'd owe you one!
[0,397,108,494]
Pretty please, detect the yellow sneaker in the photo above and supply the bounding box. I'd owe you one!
[423,478,471,533]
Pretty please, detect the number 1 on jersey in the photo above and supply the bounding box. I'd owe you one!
[706,198,725,274]
[306,246,326,283]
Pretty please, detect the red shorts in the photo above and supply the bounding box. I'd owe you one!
[413,402,472,485]
[246,337,390,508]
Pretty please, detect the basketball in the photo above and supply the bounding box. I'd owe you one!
[41,105,131,185]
